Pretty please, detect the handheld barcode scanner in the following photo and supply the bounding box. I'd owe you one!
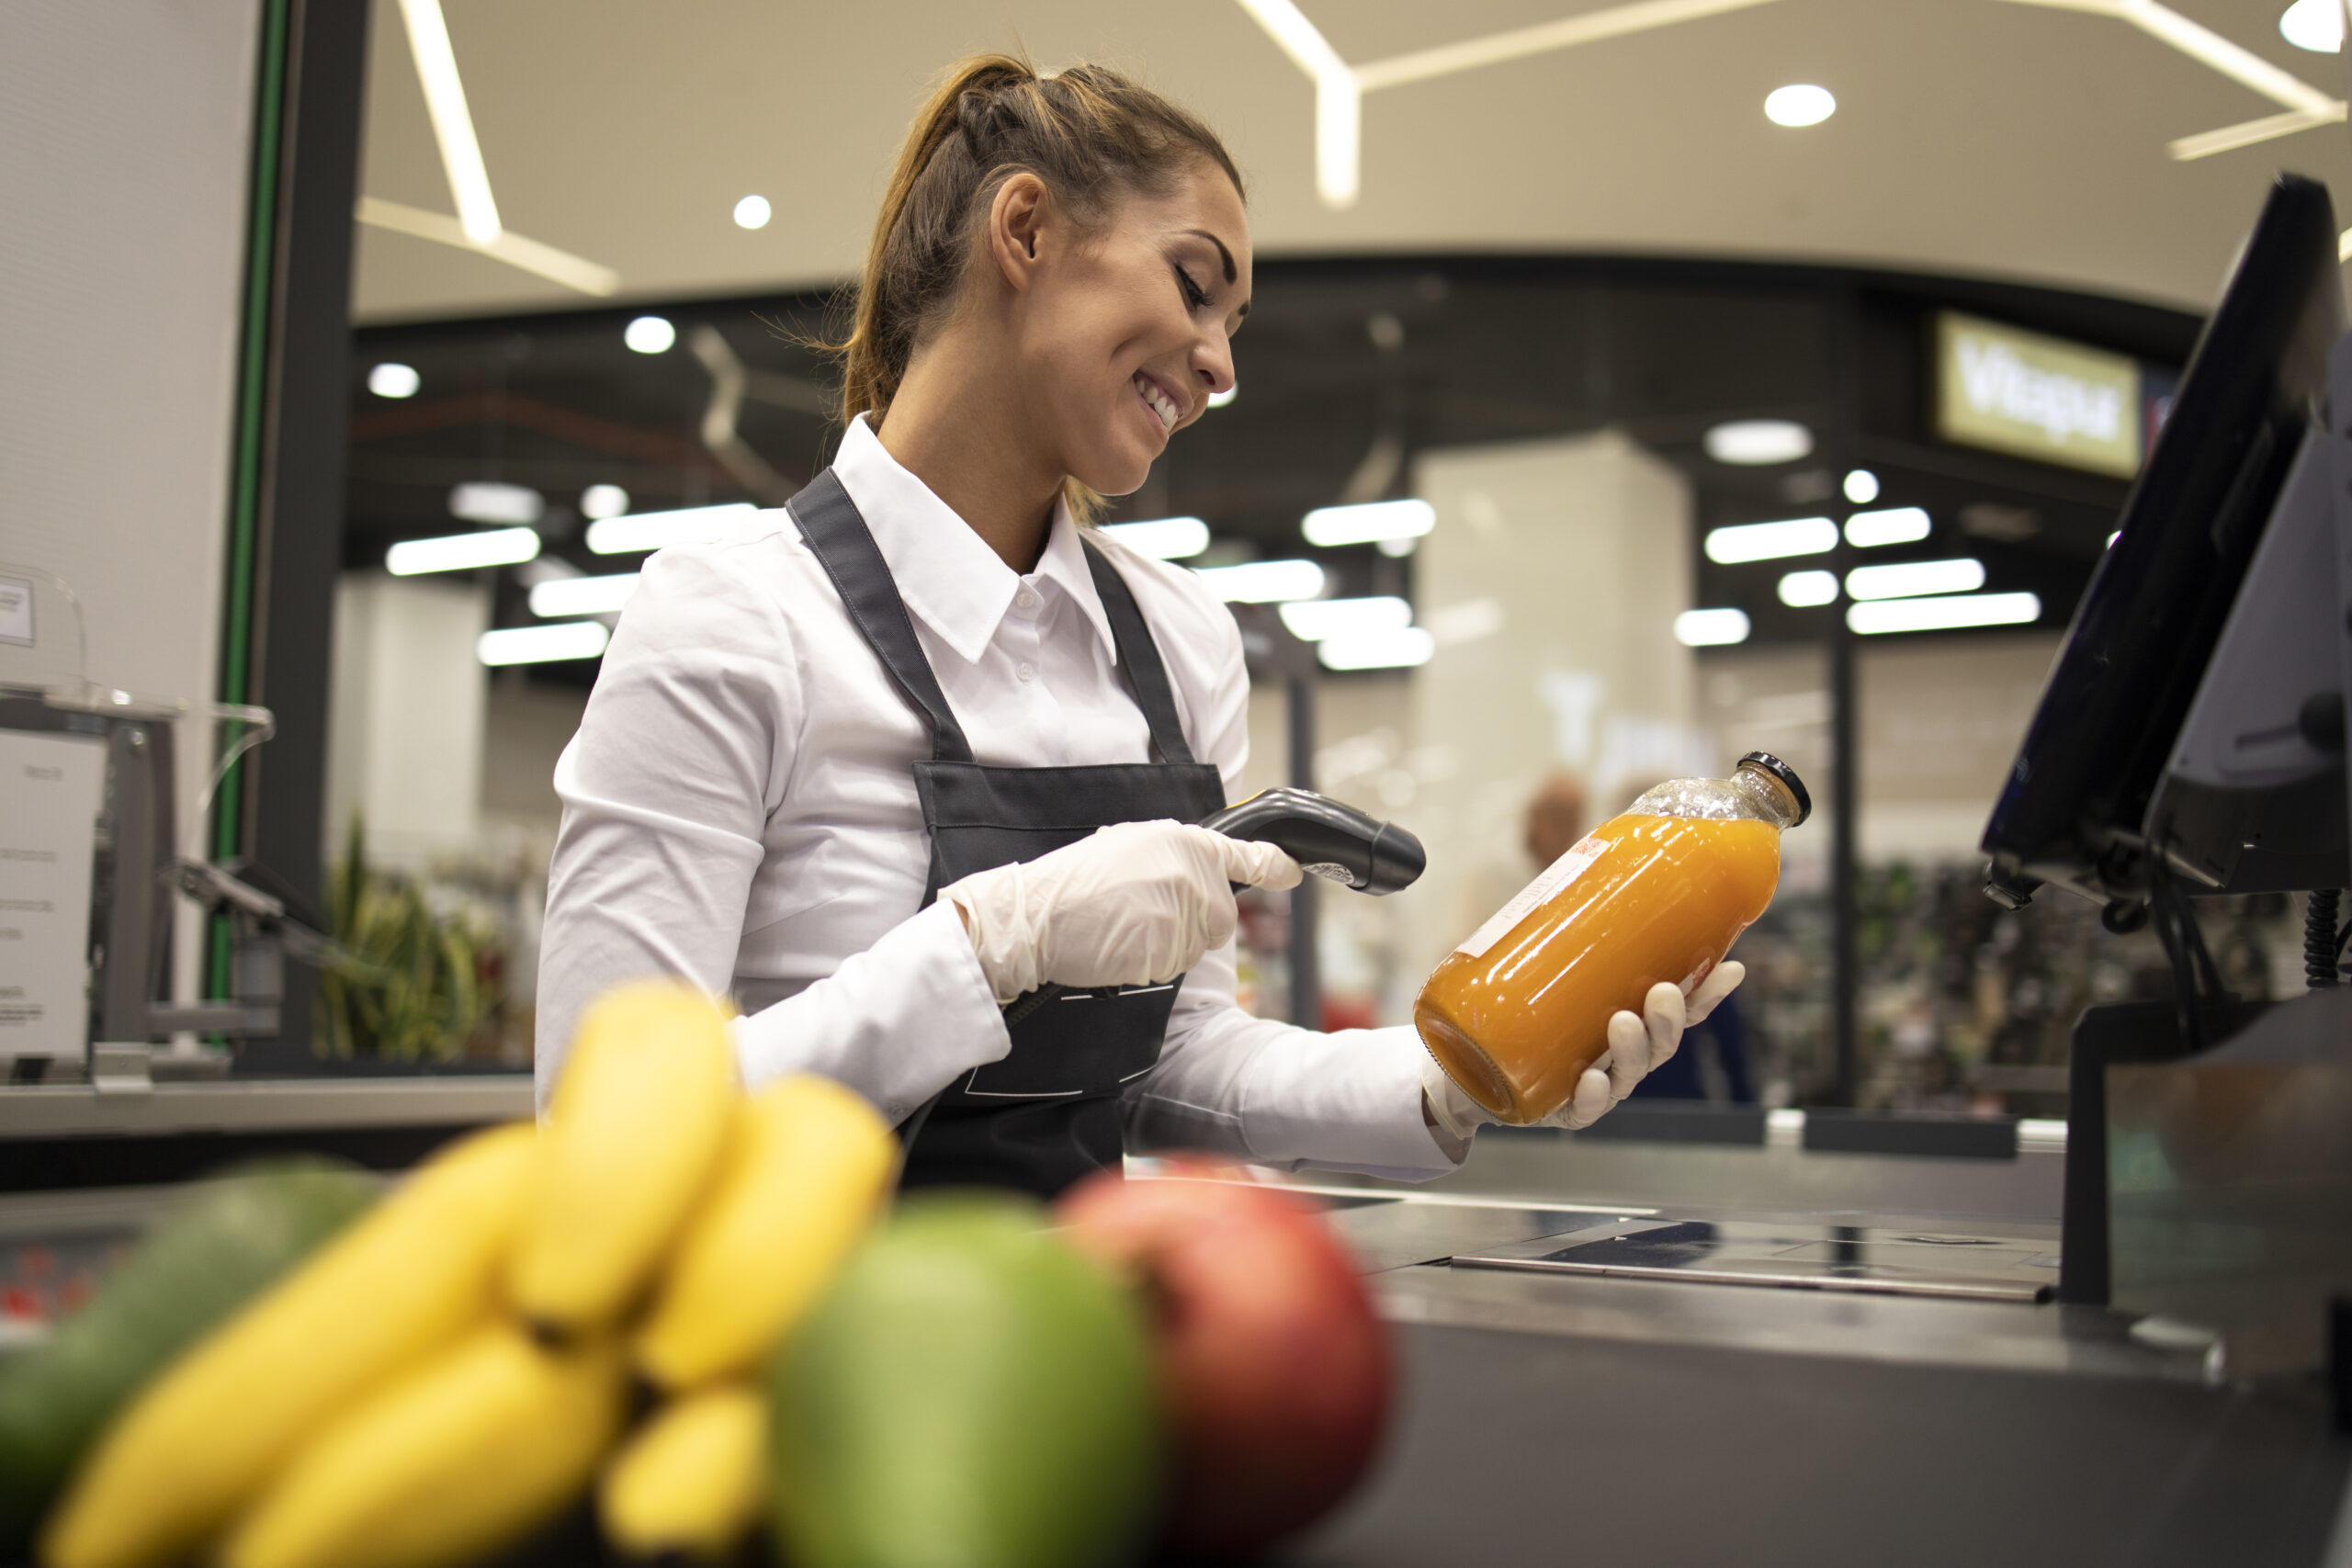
[1200,787,1426,896]
[998,789,1425,1025]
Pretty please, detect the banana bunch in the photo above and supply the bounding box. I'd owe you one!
[32,978,898,1568]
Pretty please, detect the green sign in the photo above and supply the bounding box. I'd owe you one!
[1936,311,2143,479]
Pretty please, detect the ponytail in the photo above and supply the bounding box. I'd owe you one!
[835,55,1243,514]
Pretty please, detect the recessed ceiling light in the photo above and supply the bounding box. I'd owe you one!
[625,316,676,355]
[447,480,544,525]
[2280,0,2342,52]
[387,526,541,576]
[479,621,611,666]
[1844,506,1932,547]
[1705,516,1838,563]
[368,362,421,399]
[1192,559,1327,604]
[1317,626,1435,671]
[1847,592,2041,635]
[1777,570,1839,607]
[733,194,772,230]
[1302,499,1436,548]
[1704,419,1814,466]
[1841,468,1880,503]
[1096,517,1211,560]
[1675,608,1751,647]
[1764,84,1836,128]
[1846,558,1986,601]
[580,484,631,520]
[1208,386,1238,409]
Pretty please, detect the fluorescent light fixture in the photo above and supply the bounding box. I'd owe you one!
[354,197,620,297]
[1376,536,1419,558]
[1703,419,1814,465]
[626,316,676,355]
[2282,0,2342,50]
[1842,468,1880,503]
[1777,570,1839,607]
[1675,608,1751,647]
[479,621,610,666]
[1704,515,1837,563]
[1765,84,1836,126]
[395,0,500,243]
[1208,385,1238,409]
[1231,0,1360,207]
[1844,506,1931,547]
[368,363,420,399]
[1846,558,1985,601]
[448,480,543,526]
[1317,626,1435,671]
[1095,517,1211,559]
[529,572,640,618]
[387,526,540,576]
[733,194,772,230]
[580,484,630,520]
[1278,596,1411,641]
[585,502,755,555]
[1193,558,1327,604]
[1848,592,2041,635]
[1302,498,1436,547]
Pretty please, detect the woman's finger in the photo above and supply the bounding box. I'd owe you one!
[1643,980,1684,1069]
[1687,959,1745,1025]
[1604,1008,1650,1100]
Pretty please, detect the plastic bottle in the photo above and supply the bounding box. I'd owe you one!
[1414,752,1810,1124]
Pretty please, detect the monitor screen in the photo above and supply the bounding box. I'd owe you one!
[1981,174,2343,911]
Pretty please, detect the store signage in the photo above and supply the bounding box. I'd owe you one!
[0,728,105,1061]
[1934,312,2143,479]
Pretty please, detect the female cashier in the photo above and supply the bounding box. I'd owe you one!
[535,56,1743,1196]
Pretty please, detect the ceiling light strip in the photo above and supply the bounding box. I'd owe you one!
[395,0,501,243]
[2167,106,2344,161]
[1352,0,1787,93]
[1996,0,2340,116]
[355,197,620,297]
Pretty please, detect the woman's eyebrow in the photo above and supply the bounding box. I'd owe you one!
[1183,229,1238,284]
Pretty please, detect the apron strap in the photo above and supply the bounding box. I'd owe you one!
[786,469,975,764]
[1080,537,1200,768]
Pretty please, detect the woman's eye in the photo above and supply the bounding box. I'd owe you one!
[1173,265,1210,310]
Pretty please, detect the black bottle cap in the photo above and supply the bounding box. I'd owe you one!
[1737,751,1812,827]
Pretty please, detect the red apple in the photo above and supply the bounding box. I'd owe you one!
[1056,1160,1390,1555]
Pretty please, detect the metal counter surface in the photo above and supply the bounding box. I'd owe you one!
[0,1077,535,1138]
[1274,1193,2349,1567]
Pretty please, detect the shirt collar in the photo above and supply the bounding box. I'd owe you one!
[828,415,1117,667]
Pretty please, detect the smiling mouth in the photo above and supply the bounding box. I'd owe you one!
[1133,372,1180,434]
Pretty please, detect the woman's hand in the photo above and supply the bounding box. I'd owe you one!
[945,821,1303,1004]
[1421,962,1747,1147]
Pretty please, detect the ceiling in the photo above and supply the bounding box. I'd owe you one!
[352,0,2352,324]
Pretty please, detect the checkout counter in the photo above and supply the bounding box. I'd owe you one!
[6,179,2352,1568]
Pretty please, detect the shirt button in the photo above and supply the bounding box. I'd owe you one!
[1016,661,1036,682]
[1015,590,1038,612]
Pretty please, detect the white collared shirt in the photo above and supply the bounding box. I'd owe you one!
[537,415,1454,1179]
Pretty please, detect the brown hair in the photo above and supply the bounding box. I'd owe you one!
[838,55,1243,515]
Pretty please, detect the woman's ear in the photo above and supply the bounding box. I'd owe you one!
[986,173,1048,292]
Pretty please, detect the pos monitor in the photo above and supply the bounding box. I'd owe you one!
[1980,174,2348,930]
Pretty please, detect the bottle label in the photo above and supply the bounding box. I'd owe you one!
[1454,833,1607,960]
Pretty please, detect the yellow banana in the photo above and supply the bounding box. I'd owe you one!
[635,1074,895,1389]
[512,981,738,1332]
[40,1123,541,1568]
[222,1323,626,1568]
[597,1385,768,1562]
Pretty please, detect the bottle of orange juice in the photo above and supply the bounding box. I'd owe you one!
[1415,752,1809,1124]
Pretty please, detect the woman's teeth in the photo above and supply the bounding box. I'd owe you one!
[1134,374,1179,434]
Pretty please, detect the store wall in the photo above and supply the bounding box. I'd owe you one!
[324,574,489,868]
[0,0,260,1006]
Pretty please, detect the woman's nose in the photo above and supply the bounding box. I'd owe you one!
[1193,335,1235,398]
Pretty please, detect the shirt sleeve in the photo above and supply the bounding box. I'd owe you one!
[536,544,1009,1121]
[1118,585,1461,1180]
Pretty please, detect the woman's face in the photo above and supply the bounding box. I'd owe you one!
[1015,162,1250,499]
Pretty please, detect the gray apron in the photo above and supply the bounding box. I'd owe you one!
[786,470,1227,1196]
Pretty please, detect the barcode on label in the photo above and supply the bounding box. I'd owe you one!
[1454,834,1607,959]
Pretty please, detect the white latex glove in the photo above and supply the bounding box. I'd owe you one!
[944,820,1303,1004]
[1421,960,1747,1148]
